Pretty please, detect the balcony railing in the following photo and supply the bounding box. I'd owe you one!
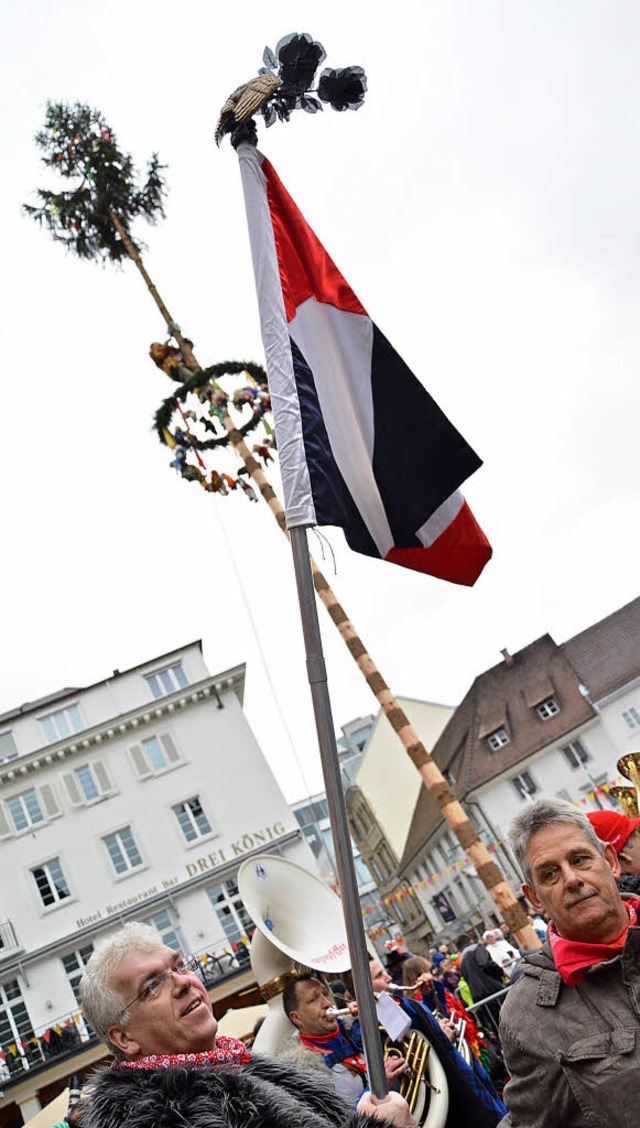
[191,933,252,987]
[0,1009,97,1085]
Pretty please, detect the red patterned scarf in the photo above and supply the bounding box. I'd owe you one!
[114,1036,250,1070]
[548,897,640,985]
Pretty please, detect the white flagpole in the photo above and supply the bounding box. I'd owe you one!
[289,525,389,1100]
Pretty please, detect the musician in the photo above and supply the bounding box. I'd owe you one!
[368,960,506,1127]
[282,974,408,1103]
[499,798,640,1128]
[283,964,506,1128]
[78,923,417,1128]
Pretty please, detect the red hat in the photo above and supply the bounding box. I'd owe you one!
[587,810,640,853]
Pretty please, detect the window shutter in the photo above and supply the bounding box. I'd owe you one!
[160,733,181,765]
[0,804,13,839]
[62,772,84,807]
[39,784,61,819]
[129,745,150,779]
[93,760,113,794]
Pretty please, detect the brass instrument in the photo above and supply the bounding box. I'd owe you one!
[610,786,639,818]
[616,753,640,817]
[385,1029,435,1120]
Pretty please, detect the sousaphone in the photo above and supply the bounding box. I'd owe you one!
[238,854,449,1128]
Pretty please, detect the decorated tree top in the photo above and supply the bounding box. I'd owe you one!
[23,102,166,263]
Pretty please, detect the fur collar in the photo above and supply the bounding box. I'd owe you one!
[82,1051,380,1128]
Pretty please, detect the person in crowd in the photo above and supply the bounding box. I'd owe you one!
[498,922,511,942]
[431,942,450,971]
[399,955,446,1014]
[499,798,640,1127]
[458,934,505,1024]
[78,922,416,1128]
[526,908,549,943]
[439,956,461,993]
[482,929,520,978]
[587,808,640,893]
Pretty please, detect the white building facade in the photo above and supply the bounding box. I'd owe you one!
[0,642,311,1125]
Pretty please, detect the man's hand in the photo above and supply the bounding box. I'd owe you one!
[437,1016,456,1042]
[356,1091,418,1126]
[416,971,434,990]
[384,1054,408,1083]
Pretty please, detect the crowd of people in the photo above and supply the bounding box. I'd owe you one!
[48,797,640,1128]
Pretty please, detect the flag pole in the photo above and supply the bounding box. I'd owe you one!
[289,524,388,1101]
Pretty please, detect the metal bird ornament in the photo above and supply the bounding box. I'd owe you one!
[215,31,367,146]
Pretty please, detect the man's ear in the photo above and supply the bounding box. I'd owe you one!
[522,882,544,914]
[604,842,621,879]
[107,1023,142,1058]
[288,1008,301,1031]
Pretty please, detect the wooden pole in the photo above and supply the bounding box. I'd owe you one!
[110,214,538,951]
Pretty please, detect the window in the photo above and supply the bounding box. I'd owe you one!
[129,733,182,778]
[512,771,539,801]
[622,706,640,731]
[32,858,71,907]
[487,728,510,750]
[6,789,44,832]
[293,799,329,829]
[39,705,84,744]
[354,854,374,886]
[62,761,114,806]
[103,826,143,875]
[561,740,589,769]
[207,881,252,949]
[141,909,180,950]
[172,797,213,842]
[0,731,17,763]
[0,980,34,1070]
[62,946,94,1005]
[1,786,60,837]
[145,663,189,700]
[536,697,560,720]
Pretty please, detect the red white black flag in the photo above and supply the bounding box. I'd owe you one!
[238,143,492,586]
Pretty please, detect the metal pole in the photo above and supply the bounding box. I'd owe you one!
[289,525,389,1100]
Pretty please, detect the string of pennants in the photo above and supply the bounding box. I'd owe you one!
[360,778,623,921]
[0,1014,82,1062]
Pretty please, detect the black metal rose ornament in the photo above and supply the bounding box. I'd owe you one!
[215,32,367,145]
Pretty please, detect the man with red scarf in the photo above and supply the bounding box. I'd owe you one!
[498,798,640,1127]
[78,923,416,1128]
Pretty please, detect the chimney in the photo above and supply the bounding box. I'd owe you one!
[500,648,515,668]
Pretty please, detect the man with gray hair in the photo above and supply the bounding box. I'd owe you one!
[78,921,416,1128]
[498,798,640,1127]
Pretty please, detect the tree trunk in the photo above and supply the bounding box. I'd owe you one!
[114,224,538,951]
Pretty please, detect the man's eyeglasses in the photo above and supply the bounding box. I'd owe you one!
[124,955,203,1011]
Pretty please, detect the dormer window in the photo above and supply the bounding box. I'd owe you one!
[536,697,560,720]
[487,728,510,750]
[145,663,189,699]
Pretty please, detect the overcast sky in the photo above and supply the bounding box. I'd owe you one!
[2,1,639,801]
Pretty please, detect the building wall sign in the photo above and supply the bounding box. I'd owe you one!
[75,822,288,928]
[185,822,286,877]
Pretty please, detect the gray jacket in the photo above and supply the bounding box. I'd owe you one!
[498,924,640,1127]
